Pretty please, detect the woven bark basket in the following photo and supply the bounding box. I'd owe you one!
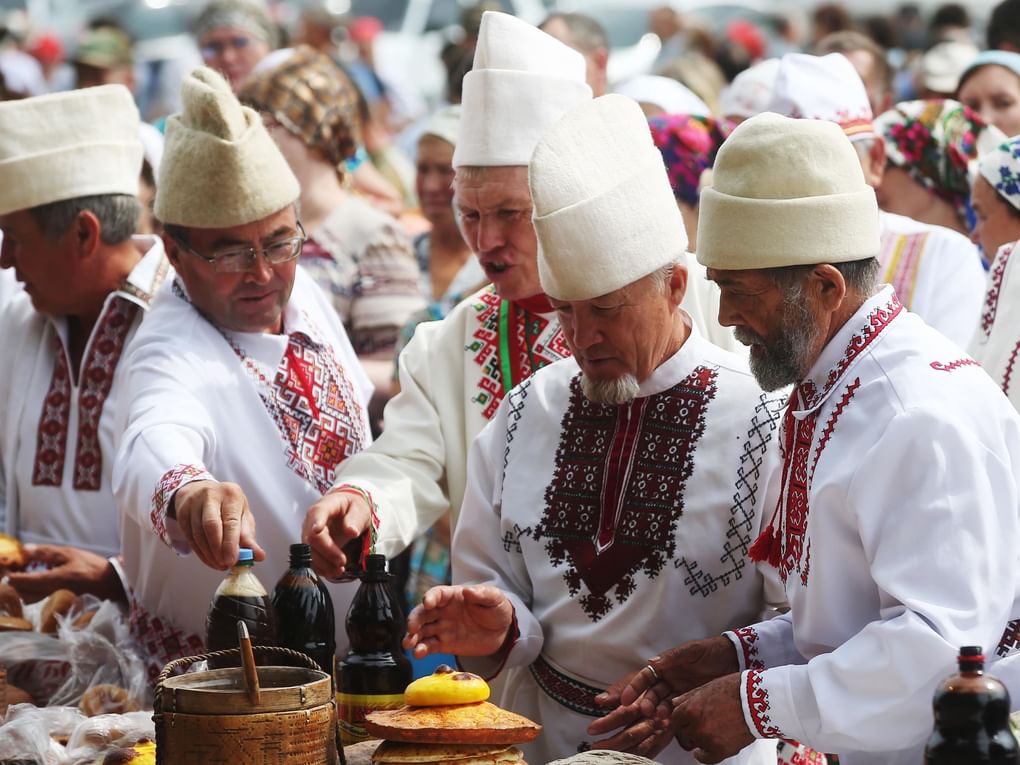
[154,645,341,765]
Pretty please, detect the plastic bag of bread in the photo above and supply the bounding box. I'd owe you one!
[0,702,84,763]
[65,710,156,760]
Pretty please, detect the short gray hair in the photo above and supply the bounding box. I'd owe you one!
[649,258,686,292]
[29,194,140,245]
[540,12,608,54]
[767,257,881,297]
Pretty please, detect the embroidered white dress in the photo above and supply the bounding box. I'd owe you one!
[341,257,744,558]
[0,238,168,557]
[723,286,1020,765]
[452,326,786,765]
[878,210,985,347]
[112,267,373,676]
[970,238,1020,413]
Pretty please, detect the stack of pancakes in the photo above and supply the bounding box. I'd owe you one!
[365,666,541,765]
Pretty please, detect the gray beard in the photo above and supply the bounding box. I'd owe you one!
[581,373,641,405]
[735,297,822,392]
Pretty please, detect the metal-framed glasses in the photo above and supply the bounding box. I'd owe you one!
[173,222,307,274]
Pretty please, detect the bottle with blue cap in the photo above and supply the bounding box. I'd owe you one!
[205,547,277,668]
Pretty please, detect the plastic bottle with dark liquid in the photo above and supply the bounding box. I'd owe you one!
[271,543,336,676]
[925,645,1020,764]
[337,553,412,745]
[205,547,276,669]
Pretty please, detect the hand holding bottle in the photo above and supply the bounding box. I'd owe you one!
[173,480,264,571]
[302,487,373,579]
[403,584,515,660]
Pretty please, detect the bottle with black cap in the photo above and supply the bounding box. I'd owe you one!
[337,553,412,745]
[925,645,1019,764]
[271,542,336,676]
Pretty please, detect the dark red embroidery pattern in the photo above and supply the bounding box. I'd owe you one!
[535,366,718,621]
[129,597,205,683]
[746,669,783,738]
[930,359,981,373]
[997,619,1020,658]
[1003,342,1020,396]
[269,333,368,494]
[981,241,1014,338]
[466,290,569,419]
[32,298,139,490]
[32,336,71,486]
[151,464,214,545]
[73,299,140,490]
[734,626,765,671]
[530,655,604,717]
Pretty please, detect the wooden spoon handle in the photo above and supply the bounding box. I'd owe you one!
[238,621,261,706]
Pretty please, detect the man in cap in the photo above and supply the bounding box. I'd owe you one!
[112,67,372,675]
[304,11,741,580]
[0,85,168,601]
[73,25,134,90]
[766,52,986,348]
[540,12,610,97]
[403,94,783,765]
[589,113,1020,765]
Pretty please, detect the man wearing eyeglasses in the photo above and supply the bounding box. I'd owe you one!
[0,85,167,604]
[112,67,373,677]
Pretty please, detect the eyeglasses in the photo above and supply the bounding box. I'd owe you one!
[200,36,254,58]
[172,222,306,274]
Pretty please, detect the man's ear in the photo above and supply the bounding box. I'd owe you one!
[669,261,689,307]
[161,231,182,269]
[74,209,102,259]
[866,136,887,188]
[811,263,848,313]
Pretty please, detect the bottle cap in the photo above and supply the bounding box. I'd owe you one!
[366,554,387,572]
[238,548,254,563]
[290,543,312,557]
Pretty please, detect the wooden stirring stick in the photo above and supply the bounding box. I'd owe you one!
[237,620,261,706]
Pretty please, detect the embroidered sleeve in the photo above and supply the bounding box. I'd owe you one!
[726,626,765,671]
[740,669,786,740]
[151,464,214,553]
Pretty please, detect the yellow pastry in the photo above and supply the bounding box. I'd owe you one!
[404,665,490,707]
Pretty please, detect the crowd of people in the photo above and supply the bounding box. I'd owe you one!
[2,0,1020,764]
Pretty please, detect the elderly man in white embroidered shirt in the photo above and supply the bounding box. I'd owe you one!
[0,85,168,603]
[402,95,787,765]
[588,113,1020,765]
[113,67,373,676]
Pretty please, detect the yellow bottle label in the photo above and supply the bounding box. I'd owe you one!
[337,692,406,745]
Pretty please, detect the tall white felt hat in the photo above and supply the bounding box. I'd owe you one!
[155,66,300,228]
[531,94,688,301]
[0,84,142,216]
[452,11,592,168]
[767,52,876,141]
[697,112,880,270]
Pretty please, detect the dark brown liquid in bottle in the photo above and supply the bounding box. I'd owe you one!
[205,549,276,669]
[337,554,412,744]
[272,543,336,676]
[925,646,1020,764]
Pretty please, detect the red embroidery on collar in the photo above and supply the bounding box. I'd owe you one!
[467,290,570,420]
[536,366,718,621]
[745,669,783,738]
[1004,341,1020,396]
[32,337,71,487]
[981,242,1015,339]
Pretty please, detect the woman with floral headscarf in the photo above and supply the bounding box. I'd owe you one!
[969,135,1020,413]
[875,99,1006,235]
[241,46,424,415]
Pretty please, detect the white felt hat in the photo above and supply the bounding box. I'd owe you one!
[0,84,142,216]
[453,12,592,168]
[531,94,688,301]
[697,112,880,270]
[767,53,876,141]
[719,58,779,120]
[155,66,300,228]
[614,75,710,116]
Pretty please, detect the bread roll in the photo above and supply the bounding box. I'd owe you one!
[0,532,25,570]
[0,583,23,617]
[79,684,138,716]
[39,588,78,633]
[0,615,34,632]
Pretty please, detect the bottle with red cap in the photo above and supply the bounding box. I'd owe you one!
[925,645,1019,764]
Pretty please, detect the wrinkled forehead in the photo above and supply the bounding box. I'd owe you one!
[453,166,532,209]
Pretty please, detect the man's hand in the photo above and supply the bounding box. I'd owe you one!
[587,667,677,760]
[402,585,514,660]
[172,480,263,570]
[7,545,126,603]
[672,673,754,764]
[589,636,740,736]
[302,489,372,579]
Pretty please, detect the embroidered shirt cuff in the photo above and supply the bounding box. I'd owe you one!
[457,606,520,682]
[151,464,213,554]
[726,627,765,671]
[740,669,787,741]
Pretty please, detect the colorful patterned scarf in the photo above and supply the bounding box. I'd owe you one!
[648,114,733,207]
[979,136,1020,212]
